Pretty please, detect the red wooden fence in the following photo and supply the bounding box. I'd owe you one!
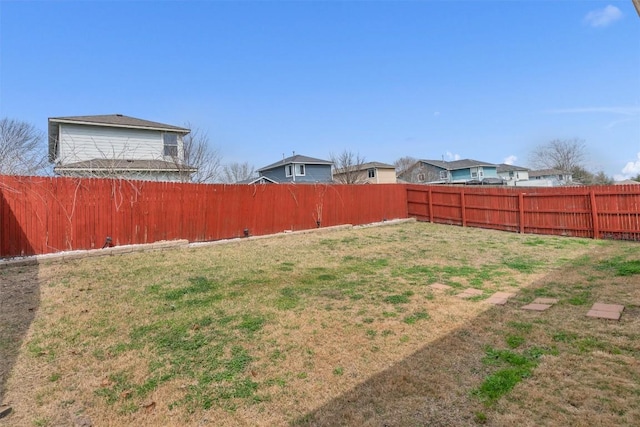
[0,175,407,257]
[2,176,640,259]
[406,184,640,240]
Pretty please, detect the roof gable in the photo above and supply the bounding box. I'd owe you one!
[496,163,530,173]
[419,159,497,171]
[257,154,333,172]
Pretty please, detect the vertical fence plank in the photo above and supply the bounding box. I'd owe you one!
[518,192,525,234]
[590,190,600,239]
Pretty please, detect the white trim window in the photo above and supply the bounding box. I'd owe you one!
[295,164,305,176]
[163,133,178,157]
[285,165,293,177]
[439,170,449,180]
[368,168,376,178]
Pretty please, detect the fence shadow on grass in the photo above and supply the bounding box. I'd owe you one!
[295,308,497,426]
[0,189,38,407]
[294,255,605,427]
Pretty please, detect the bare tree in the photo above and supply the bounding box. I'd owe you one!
[177,123,222,183]
[393,156,417,177]
[0,118,48,175]
[331,150,367,184]
[221,162,256,183]
[529,138,587,172]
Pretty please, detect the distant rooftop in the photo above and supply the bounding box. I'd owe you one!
[257,154,333,172]
[48,114,190,133]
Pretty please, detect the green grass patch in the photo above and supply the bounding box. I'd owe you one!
[403,310,430,325]
[505,335,525,349]
[275,287,300,310]
[502,258,541,274]
[383,291,414,304]
[474,346,548,405]
[597,257,640,276]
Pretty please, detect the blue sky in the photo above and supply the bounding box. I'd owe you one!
[1,1,639,178]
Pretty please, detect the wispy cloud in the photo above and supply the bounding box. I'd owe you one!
[445,151,460,161]
[545,106,640,116]
[503,155,517,165]
[621,152,640,176]
[584,5,623,28]
[544,106,640,129]
[615,153,640,180]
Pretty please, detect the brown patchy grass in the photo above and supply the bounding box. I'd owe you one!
[0,222,638,426]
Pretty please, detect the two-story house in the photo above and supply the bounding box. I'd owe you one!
[257,154,333,183]
[398,159,502,185]
[48,114,196,181]
[497,164,530,186]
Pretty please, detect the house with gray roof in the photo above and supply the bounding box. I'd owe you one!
[48,114,196,181]
[496,163,530,185]
[398,159,502,185]
[257,154,333,183]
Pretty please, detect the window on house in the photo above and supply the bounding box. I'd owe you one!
[296,164,305,176]
[439,170,448,180]
[368,169,376,178]
[417,173,425,181]
[163,133,178,157]
[285,165,293,177]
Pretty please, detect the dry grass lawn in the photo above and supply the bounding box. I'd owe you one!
[0,221,639,426]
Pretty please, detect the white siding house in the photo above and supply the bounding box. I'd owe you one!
[48,114,196,181]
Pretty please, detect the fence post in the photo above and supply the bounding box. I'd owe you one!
[427,187,433,223]
[460,189,466,227]
[590,190,599,239]
[518,192,525,234]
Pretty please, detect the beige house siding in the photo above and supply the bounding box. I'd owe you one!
[333,164,397,184]
[371,168,397,184]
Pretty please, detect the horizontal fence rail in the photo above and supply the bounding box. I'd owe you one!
[406,184,640,241]
[0,175,408,257]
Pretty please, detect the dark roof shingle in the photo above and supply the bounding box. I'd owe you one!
[257,154,333,172]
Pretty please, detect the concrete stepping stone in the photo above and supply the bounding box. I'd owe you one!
[429,283,452,291]
[485,291,517,305]
[587,302,624,320]
[456,288,483,299]
[521,303,553,311]
[532,298,558,305]
[521,297,559,311]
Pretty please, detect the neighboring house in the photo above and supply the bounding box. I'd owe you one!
[527,169,573,186]
[398,159,502,185]
[257,154,333,183]
[497,164,530,186]
[48,114,196,181]
[614,179,640,185]
[333,162,397,184]
[238,176,278,185]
